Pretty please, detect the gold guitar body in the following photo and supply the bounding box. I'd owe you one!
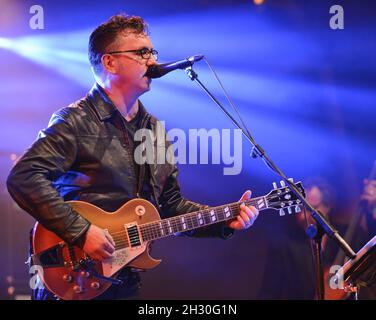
[32,199,161,300]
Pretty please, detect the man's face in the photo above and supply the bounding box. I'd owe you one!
[104,32,157,96]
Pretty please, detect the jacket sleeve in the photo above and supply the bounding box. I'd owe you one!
[6,110,90,244]
[158,155,234,240]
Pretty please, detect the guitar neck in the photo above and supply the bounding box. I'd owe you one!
[139,196,268,242]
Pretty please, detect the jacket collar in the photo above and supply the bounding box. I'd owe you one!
[86,83,118,121]
[86,83,151,123]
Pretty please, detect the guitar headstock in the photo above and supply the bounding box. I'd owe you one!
[266,179,306,216]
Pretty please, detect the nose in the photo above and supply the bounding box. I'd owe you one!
[146,55,157,66]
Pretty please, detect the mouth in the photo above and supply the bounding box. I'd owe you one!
[143,75,152,87]
[143,70,151,79]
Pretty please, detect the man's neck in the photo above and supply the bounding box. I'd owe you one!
[101,84,139,122]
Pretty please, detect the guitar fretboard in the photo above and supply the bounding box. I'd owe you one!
[139,196,268,242]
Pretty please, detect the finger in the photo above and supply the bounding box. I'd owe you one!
[101,250,113,260]
[248,206,259,216]
[237,215,247,229]
[240,204,252,220]
[228,220,239,229]
[240,190,252,202]
[105,231,116,247]
[104,242,115,254]
[241,204,258,219]
[241,206,258,225]
[239,209,255,227]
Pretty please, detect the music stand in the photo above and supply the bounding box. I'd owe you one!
[333,235,376,299]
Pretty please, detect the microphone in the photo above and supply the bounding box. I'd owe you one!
[145,54,204,79]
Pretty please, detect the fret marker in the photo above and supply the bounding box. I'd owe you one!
[167,220,172,234]
[159,222,164,235]
[210,210,217,222]
[257,199,265,209]
[224,206,231,218]
[198,213,204,225]
[181,217,187,230]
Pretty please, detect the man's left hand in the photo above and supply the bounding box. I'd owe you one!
[227,190,259,230]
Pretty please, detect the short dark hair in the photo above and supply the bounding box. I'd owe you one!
[88,14,149,74]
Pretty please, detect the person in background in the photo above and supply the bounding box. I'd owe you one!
[361,178,376,237]
[259,176,373,299]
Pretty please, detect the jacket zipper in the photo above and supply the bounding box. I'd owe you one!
[135,113,151,198]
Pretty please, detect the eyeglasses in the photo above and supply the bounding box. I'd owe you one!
[106,47,158,61]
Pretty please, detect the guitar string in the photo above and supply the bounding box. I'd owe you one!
[71,188,301,252]
[113,200,304,250]
[109,199,256,240]
[109,192,300,248]
[110,195,295,243]
[109,196,262,237]
[110,201,246,248]
[111,198,265,247]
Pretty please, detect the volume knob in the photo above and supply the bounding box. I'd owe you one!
[73,285,83,293]
[80,271,90,278]
[62,274,72,282]
[91,282,101,290]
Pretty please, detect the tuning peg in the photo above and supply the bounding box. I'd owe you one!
[287,206,292,214]
[279,209,285,216]
[295,205,301,213]
[280,180,286,187]
[288,178,294,183]
[272,182,278,189]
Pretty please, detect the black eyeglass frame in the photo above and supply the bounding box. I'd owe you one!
[105,48,158,61]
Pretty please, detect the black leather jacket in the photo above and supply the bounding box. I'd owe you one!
[7,84,232,245]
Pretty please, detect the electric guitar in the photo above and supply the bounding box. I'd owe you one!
[31,181,305,300]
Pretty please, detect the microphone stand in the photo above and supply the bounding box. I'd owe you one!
[185,66,357,300]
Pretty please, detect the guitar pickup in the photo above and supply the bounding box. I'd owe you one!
[124,223,142,248]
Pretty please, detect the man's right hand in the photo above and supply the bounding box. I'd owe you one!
[82,224,115,261]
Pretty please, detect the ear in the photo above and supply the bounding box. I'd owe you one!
[101,54,117,74]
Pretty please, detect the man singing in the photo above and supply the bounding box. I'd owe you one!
[7,14,259,300]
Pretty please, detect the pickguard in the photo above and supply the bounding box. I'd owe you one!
[101,243,147,277]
